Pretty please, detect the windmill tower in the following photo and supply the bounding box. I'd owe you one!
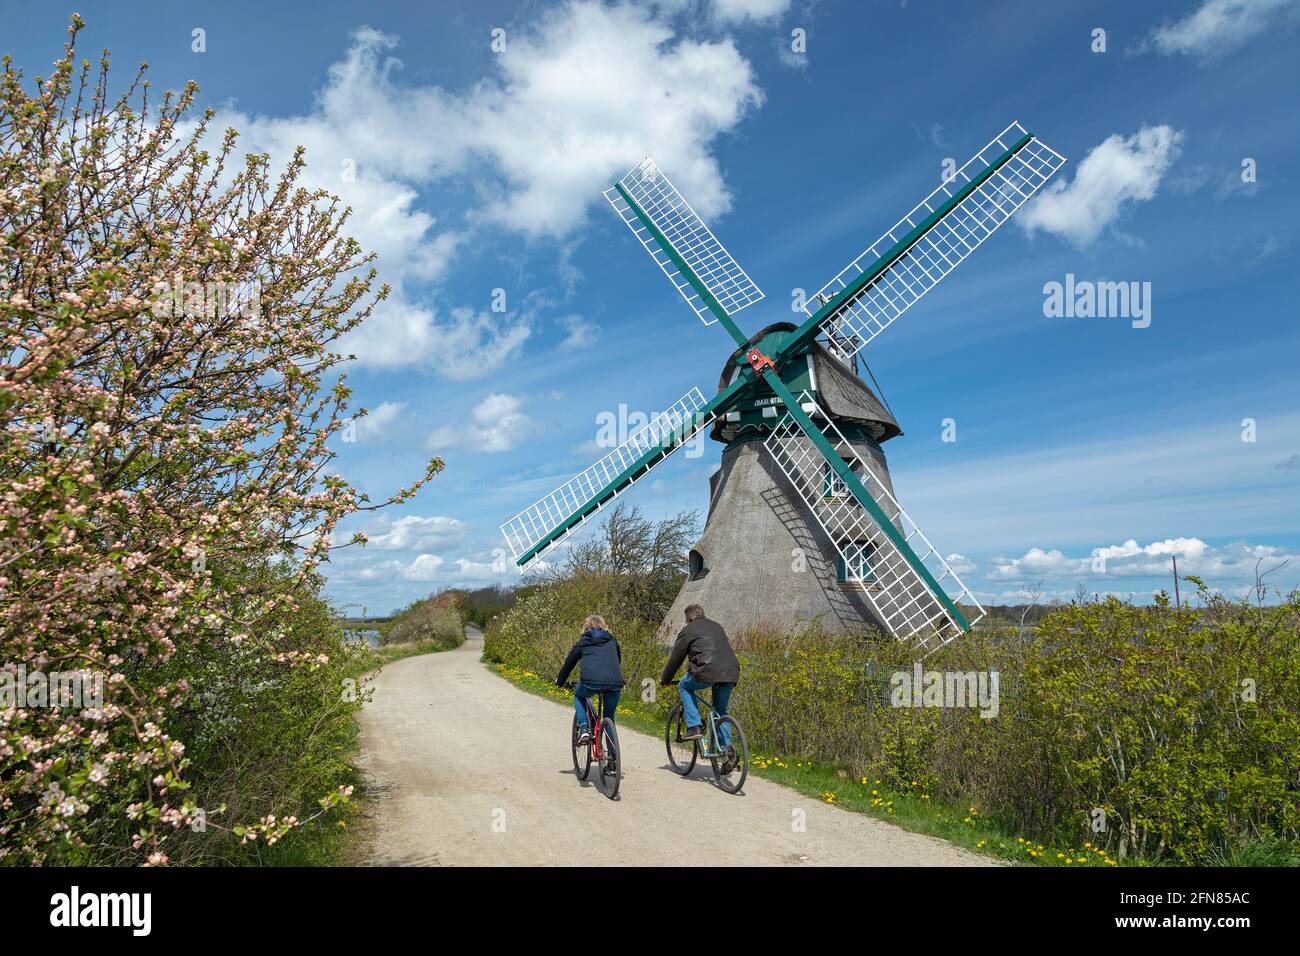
[658,321,908,640]
[500,123,1067,655]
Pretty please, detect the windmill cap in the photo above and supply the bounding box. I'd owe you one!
[712,322,902,443]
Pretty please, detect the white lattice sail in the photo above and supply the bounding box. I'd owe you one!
[500,386,715,565]
[805,122,1066,361]
[763,396,985,654]
[605,158,765,325]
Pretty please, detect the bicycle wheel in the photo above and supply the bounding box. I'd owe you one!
[571,714,592,781]
[708,715,748,794]
[664,702,698,775]
[597,717,620,800]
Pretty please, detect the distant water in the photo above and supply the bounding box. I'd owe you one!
[343,628,382,648]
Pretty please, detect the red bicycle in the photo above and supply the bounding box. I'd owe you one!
[565,683,620,800]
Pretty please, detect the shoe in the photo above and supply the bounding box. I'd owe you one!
[683,725,704,740]
[576,727,591,745]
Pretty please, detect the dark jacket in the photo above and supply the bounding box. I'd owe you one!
[660,617,740,685]
[556,628,625,690]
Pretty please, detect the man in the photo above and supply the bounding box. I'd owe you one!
[659,604,740,741]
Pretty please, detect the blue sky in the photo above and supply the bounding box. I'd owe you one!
[6,0,1298,612]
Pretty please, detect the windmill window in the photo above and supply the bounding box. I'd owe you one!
[837,543,876,583]
[688,550,709,581]
[823,458,861,497]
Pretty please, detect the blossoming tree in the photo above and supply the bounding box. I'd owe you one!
[0,16,442,863]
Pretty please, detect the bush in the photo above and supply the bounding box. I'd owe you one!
[457,585,517,630]
[382,594,465,650]
[485,578,1300,865]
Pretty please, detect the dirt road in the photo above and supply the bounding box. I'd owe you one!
[355,628,994,866]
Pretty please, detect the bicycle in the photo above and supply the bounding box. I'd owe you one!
[565,682,620,800]
[664,679,749,794]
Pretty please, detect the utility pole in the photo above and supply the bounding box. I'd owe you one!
[1172,555,1180,608]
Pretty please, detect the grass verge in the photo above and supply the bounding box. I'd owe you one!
[488,661,1127,868]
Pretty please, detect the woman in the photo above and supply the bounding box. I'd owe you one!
[555,614,624,744]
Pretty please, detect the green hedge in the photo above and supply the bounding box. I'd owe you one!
[56,560,369,865]
[485,578,1300,865]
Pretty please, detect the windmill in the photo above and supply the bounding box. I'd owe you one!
[500,122,1067,654]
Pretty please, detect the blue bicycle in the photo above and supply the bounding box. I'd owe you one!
[664,679,748,794]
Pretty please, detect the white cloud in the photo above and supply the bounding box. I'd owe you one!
[428,392,536,453]
[558,314,601,348]
[776,41,808,71]
[401,553,445,582]
[354,401,405,441]
[987,538,1298,587]
[447,558,501,579]
[354,560,404,581]
[944,553,977,576]
[367,515,470,551]
[988,547,1084,581]
[1093,537,1209,563]
[401,553,506,583]
[207,3,762,369]
[710,0,794,23]
[322,3,761,238]
[974,587,1150,604]
[1018,125,1183,247]
[1149,0,1300,59]
[346,302,531,376]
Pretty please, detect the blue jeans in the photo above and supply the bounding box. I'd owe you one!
[573,681,621,730]
[679,673,734,746]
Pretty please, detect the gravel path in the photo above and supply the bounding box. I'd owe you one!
[355,628,995,866]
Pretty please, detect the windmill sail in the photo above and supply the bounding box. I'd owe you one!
[605,158,764,326]
[500,386,715,567]
[764,395,985,654]
[799,122,1066,362]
